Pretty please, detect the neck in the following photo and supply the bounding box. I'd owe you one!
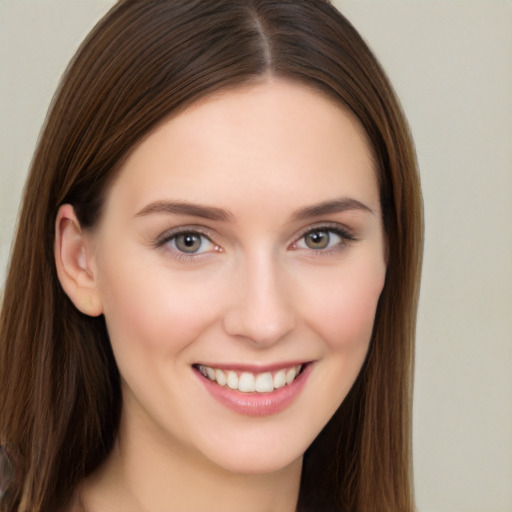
[79,406,302,512]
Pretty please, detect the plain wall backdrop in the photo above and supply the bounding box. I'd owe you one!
[1,1,511,511]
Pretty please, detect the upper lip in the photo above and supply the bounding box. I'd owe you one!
[193,361,311,373]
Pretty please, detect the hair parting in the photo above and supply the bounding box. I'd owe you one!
[0,2,422,511]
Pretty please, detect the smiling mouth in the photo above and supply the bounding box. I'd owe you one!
[193,363,306,393]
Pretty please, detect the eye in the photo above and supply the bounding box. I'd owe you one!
[303,230,335,250]
[293,226,354,252]
[164,230,216,255]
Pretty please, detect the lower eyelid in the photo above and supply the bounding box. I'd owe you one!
[296,227,354,247]
[155,225,355,257]
[170,233,214,252]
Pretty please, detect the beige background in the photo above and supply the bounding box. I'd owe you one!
[1,1,511,511]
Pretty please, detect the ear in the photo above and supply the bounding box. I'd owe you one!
[54,204,103,316]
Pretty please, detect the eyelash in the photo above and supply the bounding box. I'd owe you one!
[155,224,356,261]
[291,225,356,255]
[154,227,220,261]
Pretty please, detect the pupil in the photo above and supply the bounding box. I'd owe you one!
[177,233,201,253]
[306,231,329,249]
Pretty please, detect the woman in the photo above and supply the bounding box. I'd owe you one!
[0,1,423,511]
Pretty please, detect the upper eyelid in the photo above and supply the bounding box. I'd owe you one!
[153,222,357,249]
[294,222,356,240]
[154,225,216,246]
[287,224,358,255]
[155,228,219,260]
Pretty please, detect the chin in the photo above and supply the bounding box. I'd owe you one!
[193,430,308,476]
[211,451,303,476]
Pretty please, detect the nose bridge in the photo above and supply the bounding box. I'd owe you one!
[223,248,295,345]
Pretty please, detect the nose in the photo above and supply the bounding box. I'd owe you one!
[222,253,296,347]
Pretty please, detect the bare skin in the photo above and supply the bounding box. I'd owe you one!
[56,79,386,512]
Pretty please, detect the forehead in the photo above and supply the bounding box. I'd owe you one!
[102,79,379,220]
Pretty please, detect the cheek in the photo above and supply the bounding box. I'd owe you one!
[302,257,386,351]
[97,255,223,356]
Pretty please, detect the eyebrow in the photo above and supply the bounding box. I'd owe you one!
[134,200,235,222]
[291,198,374,221]
[134,197,374,223]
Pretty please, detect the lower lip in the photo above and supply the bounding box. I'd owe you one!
[195,364,313,417]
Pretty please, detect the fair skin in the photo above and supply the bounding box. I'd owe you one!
[55,79,386,512]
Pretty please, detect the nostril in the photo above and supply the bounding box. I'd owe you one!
[222,298,296,345]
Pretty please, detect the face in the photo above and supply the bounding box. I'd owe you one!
[87,79,386,475]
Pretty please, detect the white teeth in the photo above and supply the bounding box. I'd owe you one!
[197,364,304,393]
[226,370,239,390]
[255,372,274,393]
[215,369,227,387]
[238,372,256,392]
[273,369,287,389]
[286,367,297,385]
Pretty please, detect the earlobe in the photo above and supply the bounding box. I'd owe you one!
[54,204,103,317]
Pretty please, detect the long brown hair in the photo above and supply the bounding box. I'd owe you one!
[0,1,423,511]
